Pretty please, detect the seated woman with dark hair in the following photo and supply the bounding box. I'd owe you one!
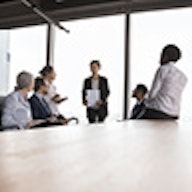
[29,77,78,125]
[140,44,187,119]
[39,66,67,116]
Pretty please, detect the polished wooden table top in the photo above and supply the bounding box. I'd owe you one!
[0,120,192,192]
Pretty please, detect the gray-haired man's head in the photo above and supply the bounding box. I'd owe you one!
[16,71,34,91]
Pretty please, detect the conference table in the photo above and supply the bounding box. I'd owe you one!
[0,120,192,192]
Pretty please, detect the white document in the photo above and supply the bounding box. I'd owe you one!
[86,89,100,108]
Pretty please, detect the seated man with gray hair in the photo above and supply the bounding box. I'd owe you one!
[1,71,45,129]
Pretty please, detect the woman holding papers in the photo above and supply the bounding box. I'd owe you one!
[40,66,78,124]
[82,60,110,123]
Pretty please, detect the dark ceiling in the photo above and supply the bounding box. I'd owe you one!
[0,0,192,29]
[41,0,120,10]
[0,0,15,3]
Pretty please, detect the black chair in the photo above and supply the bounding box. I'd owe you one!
[0,96,19,131]
[0,96,5,131]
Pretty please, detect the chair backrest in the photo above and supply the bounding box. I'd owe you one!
[0,96,6,130]
[0,96,5,124]
[0,96,20,131]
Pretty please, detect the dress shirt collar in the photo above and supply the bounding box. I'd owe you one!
[163,61,175,67]
[137,98,145,105]
[35,92,44,100]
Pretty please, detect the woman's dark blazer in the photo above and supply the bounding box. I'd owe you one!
[82,76,110,117]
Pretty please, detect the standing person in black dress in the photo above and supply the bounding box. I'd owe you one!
[82,60,110,123]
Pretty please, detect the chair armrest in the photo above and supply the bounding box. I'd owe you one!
[0,125,20,131]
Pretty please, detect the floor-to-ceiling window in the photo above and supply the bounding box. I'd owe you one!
[0,30,10,95]
[8,25,47,93]
[54,15,125,122]
[1,8,191,121]
[130,8,192,120]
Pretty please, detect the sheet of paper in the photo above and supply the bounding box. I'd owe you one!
[86,89,100,108]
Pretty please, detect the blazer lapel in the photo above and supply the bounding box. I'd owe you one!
[98,76,102,90]
[35,95,51,115]
[88,77,92,89]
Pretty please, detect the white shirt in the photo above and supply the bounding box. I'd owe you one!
[91,78,100,109]
[146,62,187,117]
[44,82,59,115]
[91,78,99,90]
[2,91,32,129]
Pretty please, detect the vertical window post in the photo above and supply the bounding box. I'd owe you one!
[46,24,55,66]
[123,13,130,120]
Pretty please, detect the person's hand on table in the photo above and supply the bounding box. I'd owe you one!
[26,120,46,127]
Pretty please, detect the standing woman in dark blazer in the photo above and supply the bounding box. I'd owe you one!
[82,60,110,123]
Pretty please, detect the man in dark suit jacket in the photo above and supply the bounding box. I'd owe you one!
[29,77,70,126]
[29,78,53,120]
[130,84,148,119]
[29,78,78,126]
[82,60,110,123]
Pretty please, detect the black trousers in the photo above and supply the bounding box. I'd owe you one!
[140,108,178,120]
[87,107,106,123]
